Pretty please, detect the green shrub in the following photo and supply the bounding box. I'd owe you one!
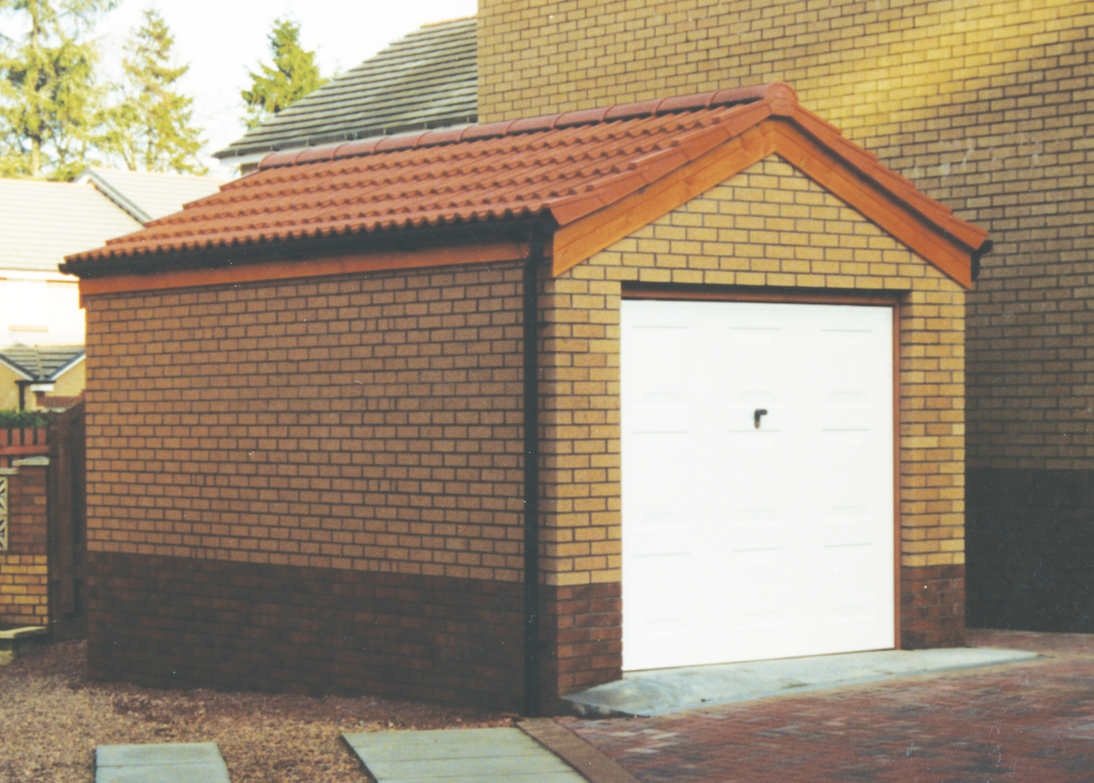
[0,410,53,428]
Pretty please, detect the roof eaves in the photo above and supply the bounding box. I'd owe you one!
[0,353,33,380]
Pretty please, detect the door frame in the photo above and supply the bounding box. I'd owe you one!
[621,284,904,652]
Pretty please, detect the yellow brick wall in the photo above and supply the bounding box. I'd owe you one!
[479,0,1090,471]
[83,264,527,582]
[0,555,49,626]
[537,156,965,587]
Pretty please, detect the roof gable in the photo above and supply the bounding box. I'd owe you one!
[214,18,477,162]
[64,83,990,289]
[77,168,227,223]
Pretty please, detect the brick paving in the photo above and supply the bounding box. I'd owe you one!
[559,631,1094,782]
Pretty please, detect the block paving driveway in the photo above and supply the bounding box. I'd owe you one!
[558,630,1094,782]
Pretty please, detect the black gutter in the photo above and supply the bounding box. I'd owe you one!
[60,218,551,280]
[522,226,546,717]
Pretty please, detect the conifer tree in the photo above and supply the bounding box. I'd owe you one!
[0,0,114,179]
[102,9,206,174]
[241,19,325,129]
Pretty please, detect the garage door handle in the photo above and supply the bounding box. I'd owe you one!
[754,408,768,428]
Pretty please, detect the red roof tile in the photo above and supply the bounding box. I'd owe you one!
[63,82,990,287]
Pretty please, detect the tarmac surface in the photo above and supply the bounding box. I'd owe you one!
[556,629,1094,782]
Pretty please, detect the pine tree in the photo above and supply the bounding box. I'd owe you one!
[0,0,114,179]
[102,9,206,174]
[241,19,326,130]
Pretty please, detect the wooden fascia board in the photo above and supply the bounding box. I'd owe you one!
[550,123,779,277]
[770,123,973,289]
[550,118,974,289]
[77,241,531,303]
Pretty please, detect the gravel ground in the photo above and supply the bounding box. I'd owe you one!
[0,639,514,783]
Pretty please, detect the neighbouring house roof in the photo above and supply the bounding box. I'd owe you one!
[0,345,85,382]
[0,179,143,274]
[64,83,991,288]
[214,17,477,164]
[76,167,227,224]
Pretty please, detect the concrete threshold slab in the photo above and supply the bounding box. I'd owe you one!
[344,727,587,783]
[563,647,1041,717]
[95,742,229,783]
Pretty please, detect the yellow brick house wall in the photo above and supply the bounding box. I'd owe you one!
[479,0,1093,634]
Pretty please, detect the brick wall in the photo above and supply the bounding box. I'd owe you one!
[0,460,50,626]
[88,550,525,709]
[537,157,966,662]
[83,262,532,705]
[479,0,1092,632]
[84,264,526,577]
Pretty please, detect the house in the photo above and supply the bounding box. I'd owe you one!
[0,178,142,348]
[470,0,1094,634]
[0,345,85,412]
[64,83,989,713]
[0,170,225,411]
[213,17,477,173]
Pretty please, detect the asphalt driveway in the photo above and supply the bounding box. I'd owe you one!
[554,630,1094,782]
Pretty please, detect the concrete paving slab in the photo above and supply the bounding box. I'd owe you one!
[95,763,230,783]
[95,742,229,783]
[344,727,586,782]
[563,646,1041,717]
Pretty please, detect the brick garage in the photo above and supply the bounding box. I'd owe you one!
[65,84,988,713]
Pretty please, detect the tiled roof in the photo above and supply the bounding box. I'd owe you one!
[0,179,142,274]
[214,17,477,162]
[0,345,84,382]
[77,167,227,223]
[63,83,991,287]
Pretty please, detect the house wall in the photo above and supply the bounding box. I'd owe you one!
[535,156,966,708]
[0,275,84,346]
[0,461,50,626]
[83,263,530,708]
[479,0,1094,631]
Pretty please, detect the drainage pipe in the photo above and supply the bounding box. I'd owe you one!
[522,227,546,716]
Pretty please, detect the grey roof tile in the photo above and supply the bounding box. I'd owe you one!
[0,179,143,274]
[78,168,227,223]
[214,17,477,161]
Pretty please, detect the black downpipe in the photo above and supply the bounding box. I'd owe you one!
[522,229,545,716]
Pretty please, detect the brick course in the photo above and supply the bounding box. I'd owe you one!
[87,550,525,709]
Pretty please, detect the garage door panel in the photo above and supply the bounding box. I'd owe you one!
[622,299,894,671]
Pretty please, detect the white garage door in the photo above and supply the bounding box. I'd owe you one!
[621,299,895,671]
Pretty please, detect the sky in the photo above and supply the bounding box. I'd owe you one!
[93,0,479,176]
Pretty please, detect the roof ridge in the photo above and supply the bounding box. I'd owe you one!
[259,83,794,170]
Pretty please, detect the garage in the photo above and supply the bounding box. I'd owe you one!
[621,298,896,671]
[66,82,986,712]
